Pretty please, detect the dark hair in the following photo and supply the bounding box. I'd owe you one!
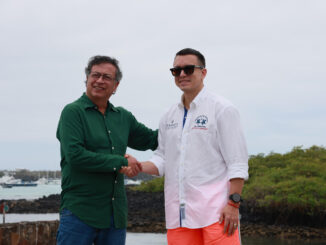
[85,55,123,82]
[175,48,206,68]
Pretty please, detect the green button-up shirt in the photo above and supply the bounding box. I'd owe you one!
[56,93,158,229]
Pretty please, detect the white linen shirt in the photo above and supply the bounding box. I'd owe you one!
[150,87,249,229]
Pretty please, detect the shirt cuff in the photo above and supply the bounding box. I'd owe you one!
[227,162,249,180]
[121,157,128,168]
[149,155,165,177]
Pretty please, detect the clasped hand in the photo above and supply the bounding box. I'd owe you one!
[119,154,142,177]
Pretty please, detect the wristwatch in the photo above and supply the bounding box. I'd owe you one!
[229,193,242,203]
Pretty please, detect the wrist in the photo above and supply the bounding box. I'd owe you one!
[228,201,240,209]
[122,157,128,168]
[229,193,242,203]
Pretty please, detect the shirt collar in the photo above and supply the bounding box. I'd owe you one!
[178,86,207,109]
[79,93,118,112]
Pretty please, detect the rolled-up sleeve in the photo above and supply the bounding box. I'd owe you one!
[217,106,249,180]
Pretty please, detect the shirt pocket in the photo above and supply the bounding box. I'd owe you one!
[111,131,128,155]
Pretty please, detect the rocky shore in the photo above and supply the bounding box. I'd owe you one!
[2,187,326,240]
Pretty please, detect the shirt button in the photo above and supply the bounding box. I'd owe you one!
[112,197,115,201]
[113,168,116,171]
[112,146,115,150]
[108,130,111,134]
[115,180,118,184]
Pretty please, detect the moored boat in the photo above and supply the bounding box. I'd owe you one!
[1,182,38,188]
[1,183,13,188]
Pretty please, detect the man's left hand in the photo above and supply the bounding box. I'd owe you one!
[219,203,239,236]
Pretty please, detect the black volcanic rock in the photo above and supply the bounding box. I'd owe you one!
[3,194,60,213]
[126,187,165,232]
[2,187,326,238]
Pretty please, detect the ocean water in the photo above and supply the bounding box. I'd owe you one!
[1,184,61,200]
[0,180,139,200]
[3,213,59,223]
[127,233,166,244]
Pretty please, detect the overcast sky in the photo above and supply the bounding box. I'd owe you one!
[0,0,325,170]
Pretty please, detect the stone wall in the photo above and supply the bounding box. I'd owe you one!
[0,221,59,245]
[1,220,326,244]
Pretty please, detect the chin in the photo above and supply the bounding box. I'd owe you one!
[179,86,190,92]
[93,90,106,96]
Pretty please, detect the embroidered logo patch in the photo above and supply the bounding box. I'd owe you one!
[166,120,178,129]
[192,115,208,130]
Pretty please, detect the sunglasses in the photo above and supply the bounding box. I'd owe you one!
[170,65,204,77]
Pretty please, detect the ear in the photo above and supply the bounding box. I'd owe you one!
[114,81,120,92]
[85,75,89,86]
[202,68,207,78]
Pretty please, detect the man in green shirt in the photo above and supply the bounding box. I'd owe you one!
[56,55,158,245]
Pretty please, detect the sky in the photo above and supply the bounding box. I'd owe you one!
[0,0,325,170]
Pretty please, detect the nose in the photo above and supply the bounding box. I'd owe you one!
[179,69,187,77]
[95,75,105,83]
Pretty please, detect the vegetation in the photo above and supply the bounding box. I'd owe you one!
[131,176,164,192]
[134,146,326,212]
[243,145,326,212]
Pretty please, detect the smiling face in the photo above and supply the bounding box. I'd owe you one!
[86,63,119,103]
[173,54,207,96]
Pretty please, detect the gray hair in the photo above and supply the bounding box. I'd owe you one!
[85,55,123,82]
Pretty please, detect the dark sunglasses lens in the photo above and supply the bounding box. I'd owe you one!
[183,66,195,75]
[171,66,197,76]
[171,68,182,76]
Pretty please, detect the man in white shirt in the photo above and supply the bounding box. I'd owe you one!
[141,48,249,245]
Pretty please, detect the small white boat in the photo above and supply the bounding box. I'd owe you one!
[0,175,37,188]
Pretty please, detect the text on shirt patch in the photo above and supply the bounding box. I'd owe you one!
[192,115,208,130]
[166,120,178,129]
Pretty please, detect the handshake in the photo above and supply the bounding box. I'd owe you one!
[120,154,142,178]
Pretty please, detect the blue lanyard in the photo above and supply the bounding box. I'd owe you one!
[183,107,188,128]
